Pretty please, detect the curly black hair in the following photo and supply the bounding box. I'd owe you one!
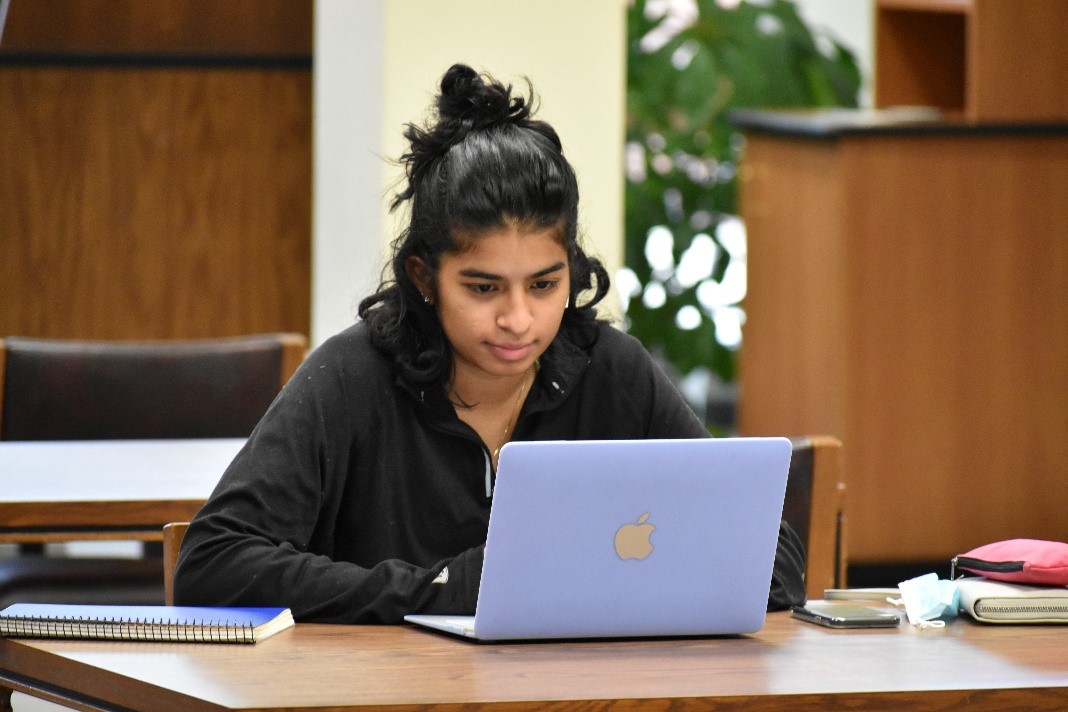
[358,63,610,386]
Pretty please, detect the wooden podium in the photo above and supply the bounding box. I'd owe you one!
[731,0,1068,566]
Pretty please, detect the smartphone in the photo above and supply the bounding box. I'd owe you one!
[791,603,900,629]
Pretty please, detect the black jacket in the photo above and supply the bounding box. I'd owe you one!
[174,320,806,622]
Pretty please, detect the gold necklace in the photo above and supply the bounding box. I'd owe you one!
[491,368,534,469]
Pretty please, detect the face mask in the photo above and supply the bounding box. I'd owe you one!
[890,572,960,628]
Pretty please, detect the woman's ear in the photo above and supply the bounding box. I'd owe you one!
[404,256,433,304]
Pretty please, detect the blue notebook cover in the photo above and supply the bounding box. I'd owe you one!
[0,603,294,644]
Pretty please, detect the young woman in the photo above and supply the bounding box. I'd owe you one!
[174,64,805,622]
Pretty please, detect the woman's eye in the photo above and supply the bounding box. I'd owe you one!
[468,283,496,295]
[531,280,558,292]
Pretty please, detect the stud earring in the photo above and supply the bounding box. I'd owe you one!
[423,294,432,305]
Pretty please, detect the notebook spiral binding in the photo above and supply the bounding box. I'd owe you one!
[0,616,256,643]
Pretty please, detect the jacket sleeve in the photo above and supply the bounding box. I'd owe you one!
[609,330,711,441]
[767,520,807,610]
[172,339,482,624]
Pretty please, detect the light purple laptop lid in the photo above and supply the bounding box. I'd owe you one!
[471,437,792,640]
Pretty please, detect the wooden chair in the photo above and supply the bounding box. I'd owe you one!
[784,436,847,600]
[163,436,847,606]
[163,522,190,606]
[0,333,306,440]
[0,333,307,609]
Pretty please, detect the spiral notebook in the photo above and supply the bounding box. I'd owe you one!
[0,603,294,644]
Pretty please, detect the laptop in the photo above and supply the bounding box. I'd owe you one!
[404,437,792,641]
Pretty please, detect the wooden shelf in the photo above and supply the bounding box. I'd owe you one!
[877,0,971,11]
[875,0,1068,122]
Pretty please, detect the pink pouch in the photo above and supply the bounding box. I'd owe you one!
[952,539,1068,586]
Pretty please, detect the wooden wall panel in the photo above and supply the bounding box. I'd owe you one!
[0,1,311,342]
[971,0,1068,122]
[1,0,312,54]
[0,67,311,339]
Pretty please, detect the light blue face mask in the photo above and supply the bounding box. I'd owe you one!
[892,572,960,627]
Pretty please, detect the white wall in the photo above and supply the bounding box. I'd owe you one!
[380,0,627,275]
[792,0,874,105]
[312,0,387,346]
[313,0,627,346]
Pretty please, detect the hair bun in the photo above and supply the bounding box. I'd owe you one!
[436,63,529,129]
[439,64,481,102]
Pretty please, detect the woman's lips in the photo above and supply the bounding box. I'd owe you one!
[489,342,535,361]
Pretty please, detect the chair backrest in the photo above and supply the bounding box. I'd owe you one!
[0,333,306,440]
[163,521,190,606]
[783,436,847,600]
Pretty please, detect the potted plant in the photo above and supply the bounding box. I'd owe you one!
[622,0,861,430]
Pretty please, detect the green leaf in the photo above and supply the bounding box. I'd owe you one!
[624,0,861,390]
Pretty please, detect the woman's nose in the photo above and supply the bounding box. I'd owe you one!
[497,292,533,334]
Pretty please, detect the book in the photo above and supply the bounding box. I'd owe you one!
[0,603,294,644]
[957,577,1068,624]
[823,587,900,601]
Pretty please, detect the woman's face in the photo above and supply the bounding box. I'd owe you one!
[413,223,570,385]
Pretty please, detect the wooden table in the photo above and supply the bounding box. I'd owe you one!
[0,439,244,544]
[2,611,1067,711]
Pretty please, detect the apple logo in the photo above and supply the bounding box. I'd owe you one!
[614,512,655,560]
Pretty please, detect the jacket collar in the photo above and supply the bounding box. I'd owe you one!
[395,319,597,418]
[523,320,594,414]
